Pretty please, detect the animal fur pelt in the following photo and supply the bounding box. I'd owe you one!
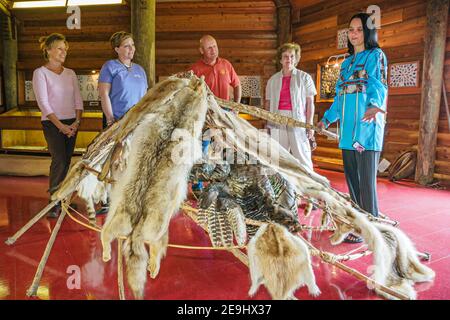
[97,77,192,181]
[51,134,131,224]
[373,223,435,300]
[48,72,433,300]
[247,223,321,300]
[101,76,208,299]
[329,213,435,299]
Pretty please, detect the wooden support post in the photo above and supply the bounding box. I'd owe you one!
[415,0,449,185]
[275,0,292,48]
[2,15,18,111]
[131,0,156,89]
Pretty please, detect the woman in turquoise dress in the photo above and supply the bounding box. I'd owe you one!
[317,13,388,243]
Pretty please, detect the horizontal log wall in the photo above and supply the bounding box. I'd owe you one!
[13,1,277,109]
[291,0,435,178]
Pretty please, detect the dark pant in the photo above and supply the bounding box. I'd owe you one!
[42,119,77,195]
[192,139,211,191]
[342,149,380,217]
[102,113,108,129]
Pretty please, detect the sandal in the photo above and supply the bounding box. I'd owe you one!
[343,233,363,244]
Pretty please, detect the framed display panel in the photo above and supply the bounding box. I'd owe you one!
[316,62,340,102]
[388,61,420,88]
[337,28,349,50]
[20,70,101,109]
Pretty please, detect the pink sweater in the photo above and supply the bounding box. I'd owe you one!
[278,76,292,110]
[32,66,83,121]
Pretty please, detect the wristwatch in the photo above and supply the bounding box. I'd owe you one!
[74,119,81,125]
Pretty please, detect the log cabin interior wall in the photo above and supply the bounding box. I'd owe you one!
[13,1,277,112]
[439,6,450,185]
[292,0,450,185]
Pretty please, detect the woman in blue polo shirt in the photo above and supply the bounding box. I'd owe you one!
[97,31,148,214]
[99,31,148,128]
[317,13,388,243]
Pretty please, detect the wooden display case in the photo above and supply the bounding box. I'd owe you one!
[0,108,103,154]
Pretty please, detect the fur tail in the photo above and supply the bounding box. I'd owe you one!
[408,260,435,283]
[124,233,149,300]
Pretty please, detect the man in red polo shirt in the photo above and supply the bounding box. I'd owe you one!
[190,35,242,197]
[191,35,242,102]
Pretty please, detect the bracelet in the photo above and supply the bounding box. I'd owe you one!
[74,119,81,125]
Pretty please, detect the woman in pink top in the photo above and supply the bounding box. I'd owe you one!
[265,43,317,172]
[32,33,83,217]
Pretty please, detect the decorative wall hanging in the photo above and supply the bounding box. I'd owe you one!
[337,28,349,50]
[316,62,340,102]
[77,74,100,101]
[25,80,36,101]
[388,61,420,88]
[239,75,261,98]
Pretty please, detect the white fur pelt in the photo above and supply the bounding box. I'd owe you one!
[101,77,208,299]
[373,223,435,300]
[329,212,435,300]
[247,223,321,300]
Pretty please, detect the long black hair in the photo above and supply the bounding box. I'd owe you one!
[347,13,380,55]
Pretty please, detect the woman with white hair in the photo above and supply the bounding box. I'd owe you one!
[265,42,317,171]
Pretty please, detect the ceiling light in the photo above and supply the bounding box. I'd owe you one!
[13,1,66,9]
[67,0,123,5]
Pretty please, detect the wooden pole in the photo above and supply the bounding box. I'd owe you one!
[26,206,67,297]
[117,238,126,300]
[5,200,59,245]
[275,0,292,48]
[415,0,449,185]
[2,15,18,111]
[131,0,156,89]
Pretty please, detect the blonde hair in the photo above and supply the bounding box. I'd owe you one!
[278,42,301,67]
[39,33,68,61]
[109,31,133,49]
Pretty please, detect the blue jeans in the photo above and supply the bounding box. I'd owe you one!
[192,140,210,191]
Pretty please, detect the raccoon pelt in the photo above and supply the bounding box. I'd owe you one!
[76,170,109,225]
[198,183,247,247]
[247,223,321,300]
[101,77,208,299]
[372,223,435,300]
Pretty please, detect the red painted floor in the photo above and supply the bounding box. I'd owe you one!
[0,169,449,300]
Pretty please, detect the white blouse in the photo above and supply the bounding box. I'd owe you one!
[265,68,317,124]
